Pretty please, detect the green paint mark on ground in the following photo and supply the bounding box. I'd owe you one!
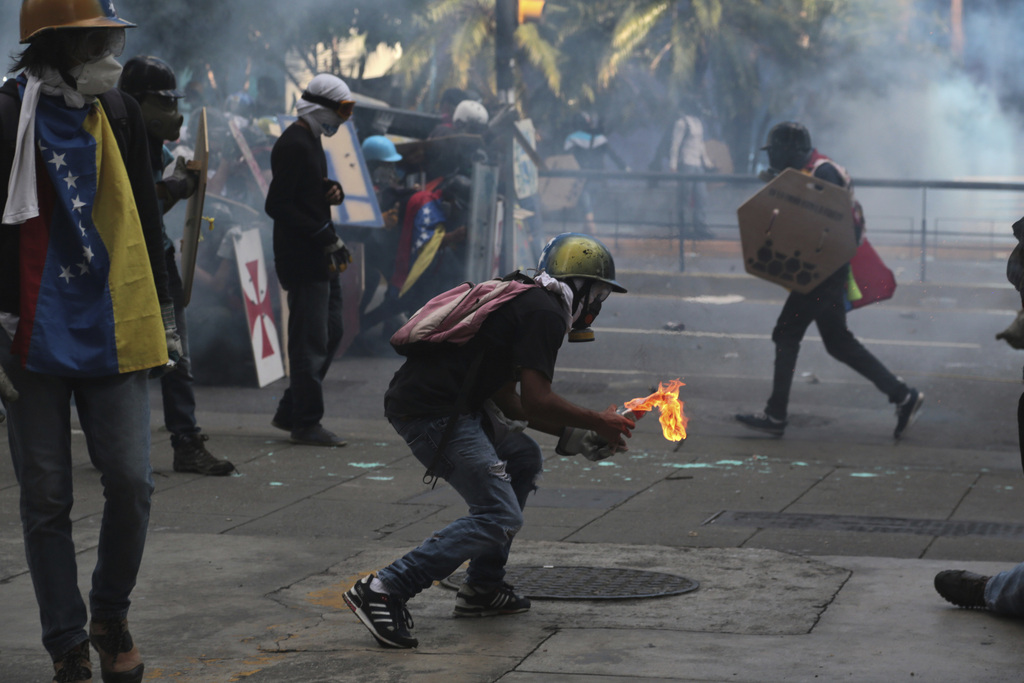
[349,462,385,469]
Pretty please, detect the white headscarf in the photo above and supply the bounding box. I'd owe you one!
[297,73,351,137]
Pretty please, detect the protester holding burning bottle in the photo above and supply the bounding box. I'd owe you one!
[344,233,635,649]
[735,122,923,439]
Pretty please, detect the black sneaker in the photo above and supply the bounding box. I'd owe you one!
[172,434,235,476]
[735,412,787,436]
[934,570,989,609]
[52,641,91,683]
[894,389,924,439]
[290,424,347,447]
[344,575,417,648]
[453,581,531,617]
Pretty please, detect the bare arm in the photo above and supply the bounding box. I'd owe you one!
[518,368,634,448]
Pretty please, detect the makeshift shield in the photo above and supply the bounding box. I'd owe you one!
[227,115,270,198]
[322,120,384,228]
[232,228,285,388]
[736,168,858,294]
[180,107,209,306]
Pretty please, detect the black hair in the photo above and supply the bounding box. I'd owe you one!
[10,33,66,74]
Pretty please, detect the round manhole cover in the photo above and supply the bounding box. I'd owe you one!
[441,565,699,600]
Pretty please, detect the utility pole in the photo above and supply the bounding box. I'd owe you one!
[496,0,518,272]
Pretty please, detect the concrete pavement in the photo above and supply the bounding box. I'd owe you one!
[3,253,1024,682]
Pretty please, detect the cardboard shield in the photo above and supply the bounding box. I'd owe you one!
[322,120,384,228]
[232,229,285,388]
[180,107,209,306]
[736,168,858,293]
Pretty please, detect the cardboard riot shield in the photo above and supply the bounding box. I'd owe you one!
[736,168,858,294]
[322,120,384,228]
[180,107,209,306]
[232,228,285,388]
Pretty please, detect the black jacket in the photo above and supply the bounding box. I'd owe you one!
[265,122,341,287]
[0,79,170,314]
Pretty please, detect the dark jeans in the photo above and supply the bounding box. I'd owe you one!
[160,250,199,445]
[275,277,343,430]
[766,276,907,420]
[1,331,153,658]
[379,413,543,601]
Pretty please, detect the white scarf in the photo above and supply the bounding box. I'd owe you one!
[535,271,575,331]
[3,68,95,225]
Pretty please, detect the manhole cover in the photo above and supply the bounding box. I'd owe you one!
[441,566,699,600]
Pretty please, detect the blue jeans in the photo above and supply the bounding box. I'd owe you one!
[160,249,200,444]
[275,277,343,430]
[986,563,1024,616]
[1,335,153,659]
[379,413,543,601]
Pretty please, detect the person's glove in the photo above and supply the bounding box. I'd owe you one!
[164,156,199,202]
[151,303,182,378]
[325,235,352,274]
[996,310,1024,349]
[556,427,618,461]
[372,111,395,136]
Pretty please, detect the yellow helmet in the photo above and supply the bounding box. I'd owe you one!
[538,233,627,293]
[20,0,136,44]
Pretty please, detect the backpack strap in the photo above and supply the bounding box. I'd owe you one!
[97,88,130,162]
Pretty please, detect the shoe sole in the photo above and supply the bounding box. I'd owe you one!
[173,462,236,476]
[894,392,925,439]
[343,589,416,649]
[453,605,530,618]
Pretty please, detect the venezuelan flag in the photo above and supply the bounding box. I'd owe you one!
[12,88,166,376]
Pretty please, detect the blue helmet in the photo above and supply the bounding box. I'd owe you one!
[362,135,402,163]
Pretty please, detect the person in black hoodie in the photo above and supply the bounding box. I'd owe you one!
[265,73,354,447]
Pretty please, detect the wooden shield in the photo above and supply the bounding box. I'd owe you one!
[180,107,209,306]
[233,228,285,387]
[736,168,858,293]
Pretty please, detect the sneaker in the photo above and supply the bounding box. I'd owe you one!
[453,581,531,617]
[934,570,990,609]
[173,434,235,476]
[735,412,787,436]
[52,641,91,683]
[89,618,144,683]
[290,424,347,447]
[343,575,417,649]
[894,388,924,439]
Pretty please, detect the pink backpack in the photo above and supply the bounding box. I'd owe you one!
[390,273,538,355]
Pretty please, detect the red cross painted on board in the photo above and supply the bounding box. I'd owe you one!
[244,260,276,359]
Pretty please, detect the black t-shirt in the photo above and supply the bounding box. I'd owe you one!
[384,287,567,419]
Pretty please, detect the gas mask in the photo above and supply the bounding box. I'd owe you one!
[568,278,612,343]
[69,54,123,96]
[140,95,184,142]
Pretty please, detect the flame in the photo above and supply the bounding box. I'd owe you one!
[624,379,688,441]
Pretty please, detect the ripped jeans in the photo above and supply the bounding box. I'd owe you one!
[379,412,543,601]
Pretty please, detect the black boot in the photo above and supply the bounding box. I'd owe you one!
[172,433,235,476]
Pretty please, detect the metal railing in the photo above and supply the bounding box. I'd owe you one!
[536,168,1024,281]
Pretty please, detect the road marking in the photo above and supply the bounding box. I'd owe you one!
[593,327,981,349]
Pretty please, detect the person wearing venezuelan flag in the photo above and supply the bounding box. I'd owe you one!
[0,2,176,682]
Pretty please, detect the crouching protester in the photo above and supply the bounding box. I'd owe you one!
[344,233,635,649]
[0,2,176,682]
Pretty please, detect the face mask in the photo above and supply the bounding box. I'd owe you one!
[310,108,343,137]
[69,54,123,96]
[140,97,184,142]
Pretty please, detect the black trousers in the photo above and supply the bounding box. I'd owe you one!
[765,274,907,420]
